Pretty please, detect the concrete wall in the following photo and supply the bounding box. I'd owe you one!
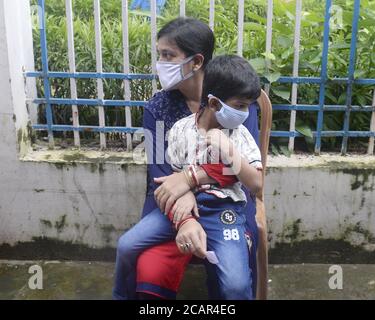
[0,1,374,253]
[266,156,375,250]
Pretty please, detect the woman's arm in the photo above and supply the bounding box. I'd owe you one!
[154,160,240,214]
[154,165,233,214]
[143,108,174,180]
[143,108,195,215]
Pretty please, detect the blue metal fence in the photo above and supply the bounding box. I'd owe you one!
[26,0,375,154]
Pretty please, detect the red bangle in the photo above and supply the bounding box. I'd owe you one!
[167,209,174,221]
[176,216,196,231]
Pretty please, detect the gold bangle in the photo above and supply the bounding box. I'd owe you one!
[183,168,195,189]
[187,169,196,188]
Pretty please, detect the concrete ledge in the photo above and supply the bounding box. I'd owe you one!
[21,148,145,165]
[267,154,375,168]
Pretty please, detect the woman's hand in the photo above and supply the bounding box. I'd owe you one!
[154,172,191,214]
[176,219,207,259]
[170,191,199,225]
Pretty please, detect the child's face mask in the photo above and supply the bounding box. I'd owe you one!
[156,56,196,91]
[208,94,249,129]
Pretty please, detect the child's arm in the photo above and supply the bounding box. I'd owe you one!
[198,163,238,187]
[228,149,263,194]
[206,129,263,194]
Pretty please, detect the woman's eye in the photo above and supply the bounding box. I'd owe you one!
[158,53,172,61]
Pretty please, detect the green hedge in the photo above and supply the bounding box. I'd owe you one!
[30,0,375,152]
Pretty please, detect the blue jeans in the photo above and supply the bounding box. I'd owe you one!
[113,193,253,300]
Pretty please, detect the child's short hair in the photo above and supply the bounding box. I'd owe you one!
[202,55,261,105]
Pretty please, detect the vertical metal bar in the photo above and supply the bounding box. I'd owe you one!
[368,89,375,154]
[150,0,158,94]
[264,0,273,95]
[237,0,244,57]
[65,0,80,147]
[38,0,54,148]
[209,0,215,31]
[94,0,106,149]
[122,0,132,151]
[314,0,332,154]
[288,0,302,152]
[341,0,361,155]
[180,0,186,17]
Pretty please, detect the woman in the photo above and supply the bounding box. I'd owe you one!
[113,17,260,300]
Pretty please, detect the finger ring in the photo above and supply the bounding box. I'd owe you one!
[184,242,192,250]
[179,242,191,251]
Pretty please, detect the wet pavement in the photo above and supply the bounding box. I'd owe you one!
[0,260,374,300]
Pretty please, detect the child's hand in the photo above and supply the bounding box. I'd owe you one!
[206,129,233,161]
[170,191,199,226]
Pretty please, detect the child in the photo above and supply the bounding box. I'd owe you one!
[116,55,262,300]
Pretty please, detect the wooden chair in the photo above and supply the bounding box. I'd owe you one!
[255,89,272,300]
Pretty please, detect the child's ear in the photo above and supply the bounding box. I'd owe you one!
[208,97,221,111]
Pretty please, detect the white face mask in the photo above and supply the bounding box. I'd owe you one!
[156,56,196,91]
[208,94,249,129]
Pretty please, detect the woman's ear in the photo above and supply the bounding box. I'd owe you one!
[193,54,204,71]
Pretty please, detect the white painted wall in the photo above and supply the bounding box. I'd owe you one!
[0,1,374,251]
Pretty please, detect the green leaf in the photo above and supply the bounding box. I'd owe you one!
[330,42,351,50]
[325,91,338,104]
[264,72,281,84]
[281,47,294,60]
[248,58,266,73]
[262,52,276,61]
[279,146,292,157]
[356,95,367,107]
[272,87,290,100]
[354,69,366,79]
[244,22,264,32]
[272,22,293,35]
[295,123,314,139]
[276,35,293,48]
[338,92,347,105]
[271,144,280,156]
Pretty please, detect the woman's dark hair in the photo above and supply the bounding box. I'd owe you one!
[202,55,261,105]
[157,17,215,67]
